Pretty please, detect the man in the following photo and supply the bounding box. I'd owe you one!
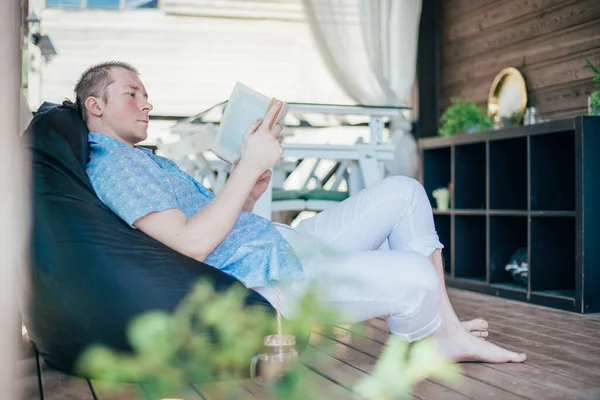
[78,61,526,363]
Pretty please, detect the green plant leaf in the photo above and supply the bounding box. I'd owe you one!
[127,310,175,362]
[406,338,462,384]
[585,56,600,86]
[590,90,600,116]
[76,277,460,400]
[440,97,493,136]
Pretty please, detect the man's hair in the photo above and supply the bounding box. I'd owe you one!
[63,61,138,121]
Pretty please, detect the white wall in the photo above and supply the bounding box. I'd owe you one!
[30,4,352,120]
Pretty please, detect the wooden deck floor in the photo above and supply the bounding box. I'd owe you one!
[15,288,600,399]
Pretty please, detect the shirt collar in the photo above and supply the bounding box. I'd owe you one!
[88,132,153,154]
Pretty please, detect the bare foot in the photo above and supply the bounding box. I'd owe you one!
[461,318,489,338]
[434,324,526,363]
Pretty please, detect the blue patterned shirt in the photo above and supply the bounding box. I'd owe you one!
[86,132,305,288]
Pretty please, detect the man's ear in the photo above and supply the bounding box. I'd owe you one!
[84,96,103,118]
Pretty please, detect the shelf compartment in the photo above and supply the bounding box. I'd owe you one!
[434,215,451,275]
[530,211,576,217]
[530,131,575,211]
[454,143,486,209]
[489,216,528,287]
[446,278,528,303]
[432,209,452,215]
[454,215,486,280]
[530,291,576,312]
[488,210,528,216]
[453,209,486,215]
[489,138,527,210]
[530,217,576,293]
[422,147,451,210]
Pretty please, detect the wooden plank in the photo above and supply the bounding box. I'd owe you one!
[443,0,569,42]
[194,381,254,400]
[454,323,600,373]
[470,336,600,387]
[454,311,600,363]
[429,372,529,399]
[443,0,498,22]
[364,317,600,399]
[452,297,600,346]
[543,107,590,120]
[198,365,358,400]
[460,363,578,400]
[14,376,41,400]
[455,304,600,349]
[449,290,600,333]
[442,20,600,88]
[443,47,600,102]
[311,333,471,400]
[236,379,273,399]
[14,356,41,400]
[338,323,583,400]
[288,364,362,400]
[328,328,556,399]
[302,345,374,396]
[300,369,363,399]
[15,356,38,381]
[412,379,477,400]
[484,363,600,400]
[443,0,600,64]
[445,294,600,386]
[91,380,148,400]
[442,79,595,116]
[39,363,95,400]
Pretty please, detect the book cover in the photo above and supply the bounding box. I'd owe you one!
[211,82,289,164]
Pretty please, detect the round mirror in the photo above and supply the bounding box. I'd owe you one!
[488,67,528,126]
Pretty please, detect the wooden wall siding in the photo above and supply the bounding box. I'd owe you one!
[441,0,600,120]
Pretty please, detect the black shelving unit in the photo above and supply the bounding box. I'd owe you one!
[419,116,600,313]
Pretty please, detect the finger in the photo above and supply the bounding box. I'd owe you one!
[272,123,284,137]
[233,157,241,167]
[259,169,272,181]
[244,119,263,137]
[262,101,282,130]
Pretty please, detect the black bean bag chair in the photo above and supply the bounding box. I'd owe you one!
[20,102,274,376]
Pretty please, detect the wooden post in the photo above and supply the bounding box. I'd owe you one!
[415,0,442,139]
[0,0,29,397]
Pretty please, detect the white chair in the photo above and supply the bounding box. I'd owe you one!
[270,157,350,213]
[155,125,229,192]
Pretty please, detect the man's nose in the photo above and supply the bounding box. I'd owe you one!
[141,100,153,112]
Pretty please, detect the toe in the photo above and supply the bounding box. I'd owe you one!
[462,318,489,332]
[511,352,527,363]
[474,318,488,331]
[471,331,489,338]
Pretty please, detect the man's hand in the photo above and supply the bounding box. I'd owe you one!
[231,157,272,212]
[239,102,284,176]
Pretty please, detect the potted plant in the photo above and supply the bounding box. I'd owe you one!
[585,57,600,116]
[439,97,493,136]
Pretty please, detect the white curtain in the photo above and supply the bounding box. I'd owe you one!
[301,0,422,177]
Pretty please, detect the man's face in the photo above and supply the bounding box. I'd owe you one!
[101,67,153,146]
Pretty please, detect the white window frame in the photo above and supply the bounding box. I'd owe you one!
[46,0,157,9]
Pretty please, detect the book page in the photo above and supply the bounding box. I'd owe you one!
[212,82,271,163]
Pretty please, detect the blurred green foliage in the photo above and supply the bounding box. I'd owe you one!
[440,97,493,136]
[76,279,460,399]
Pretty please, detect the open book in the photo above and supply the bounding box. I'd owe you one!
[211,82,289,164]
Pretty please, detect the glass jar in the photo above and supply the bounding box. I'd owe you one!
[250,334,298,385]
[524,107,537,125]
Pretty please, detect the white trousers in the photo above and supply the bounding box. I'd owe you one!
[254,176,444,342]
